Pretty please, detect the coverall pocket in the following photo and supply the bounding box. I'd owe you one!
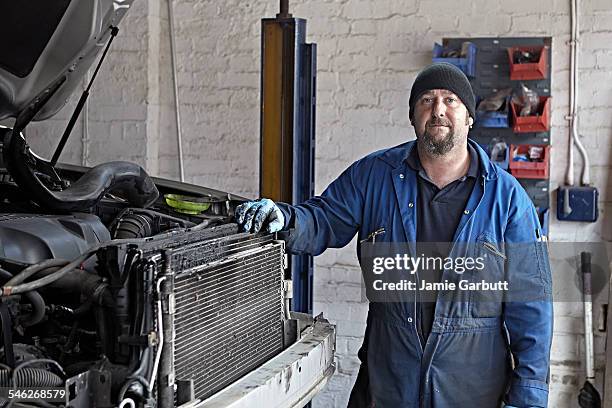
[429,322,509,407]
[360,225,398,303]
[360,226,387,244]
[467,233,506,317]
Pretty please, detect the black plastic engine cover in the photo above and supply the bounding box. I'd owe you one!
[0,213,110,263]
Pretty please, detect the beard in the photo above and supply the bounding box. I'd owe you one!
[416,113,470,156]
[418,121,456,156]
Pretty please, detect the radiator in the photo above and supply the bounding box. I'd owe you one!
[168,233,286,402]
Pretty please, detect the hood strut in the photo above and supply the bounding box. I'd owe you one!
[50,26,119,166]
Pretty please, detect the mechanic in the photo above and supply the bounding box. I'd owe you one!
[236,62,553,408]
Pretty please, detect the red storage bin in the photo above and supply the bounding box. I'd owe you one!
[507,45,548,80]
[509,144,550,179]
[510,96,550,133]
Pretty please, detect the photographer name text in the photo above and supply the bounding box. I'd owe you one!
[373,279,509,291]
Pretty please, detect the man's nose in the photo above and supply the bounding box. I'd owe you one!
[432,99,446,117]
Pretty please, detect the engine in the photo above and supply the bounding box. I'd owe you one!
[0,156,289,408]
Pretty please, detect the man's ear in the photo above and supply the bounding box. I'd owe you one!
[468,116,474,127]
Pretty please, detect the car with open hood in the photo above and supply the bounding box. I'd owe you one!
[0,1,334,407]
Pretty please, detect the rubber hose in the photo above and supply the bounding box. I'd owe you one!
[5,260,67,287]
[0,368,62,387]
[3,130,158,212]
[0,268,45,327]
[19,292,45,327]
[113,213,154,239]
[2,253,92,296]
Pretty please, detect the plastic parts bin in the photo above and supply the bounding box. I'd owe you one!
[509,144,550,179]
[510,96,551,133]
[432,42,476,78]
[507,45,548,80]
[475,97,510,128]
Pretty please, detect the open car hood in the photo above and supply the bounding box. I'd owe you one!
[0,0,134,121]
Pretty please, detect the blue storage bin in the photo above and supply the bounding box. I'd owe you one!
[475,97,510,128]
[475,110,509,128]
[432,42,476,78]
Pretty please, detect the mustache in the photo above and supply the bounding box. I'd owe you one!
[426,118,452,127]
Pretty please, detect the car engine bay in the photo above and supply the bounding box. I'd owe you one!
[0,127,294,407]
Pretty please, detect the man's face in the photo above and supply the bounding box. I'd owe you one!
[412,89,473,156]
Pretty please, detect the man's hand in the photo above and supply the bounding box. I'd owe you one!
[235,198,285,233]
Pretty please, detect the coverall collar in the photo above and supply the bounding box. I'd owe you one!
[377,138,499,181]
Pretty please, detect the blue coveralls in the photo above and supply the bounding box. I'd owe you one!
[277,139,553,407]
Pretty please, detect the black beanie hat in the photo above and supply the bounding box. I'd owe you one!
[409,62,476,120]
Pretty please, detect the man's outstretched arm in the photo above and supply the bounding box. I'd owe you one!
[236,159,367,256]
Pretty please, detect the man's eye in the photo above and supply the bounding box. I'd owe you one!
[422,98,433,104]
[446,97,456,103]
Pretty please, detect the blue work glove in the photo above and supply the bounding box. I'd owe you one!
[235,198,285,233]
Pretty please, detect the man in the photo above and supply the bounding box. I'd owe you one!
[236,62,553,407]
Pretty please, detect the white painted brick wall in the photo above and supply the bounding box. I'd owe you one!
[23,0,612,406]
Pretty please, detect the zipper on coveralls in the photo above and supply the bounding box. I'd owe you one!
[416,174,488,352]
[446,174,487,274]
[414,267,425,354]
